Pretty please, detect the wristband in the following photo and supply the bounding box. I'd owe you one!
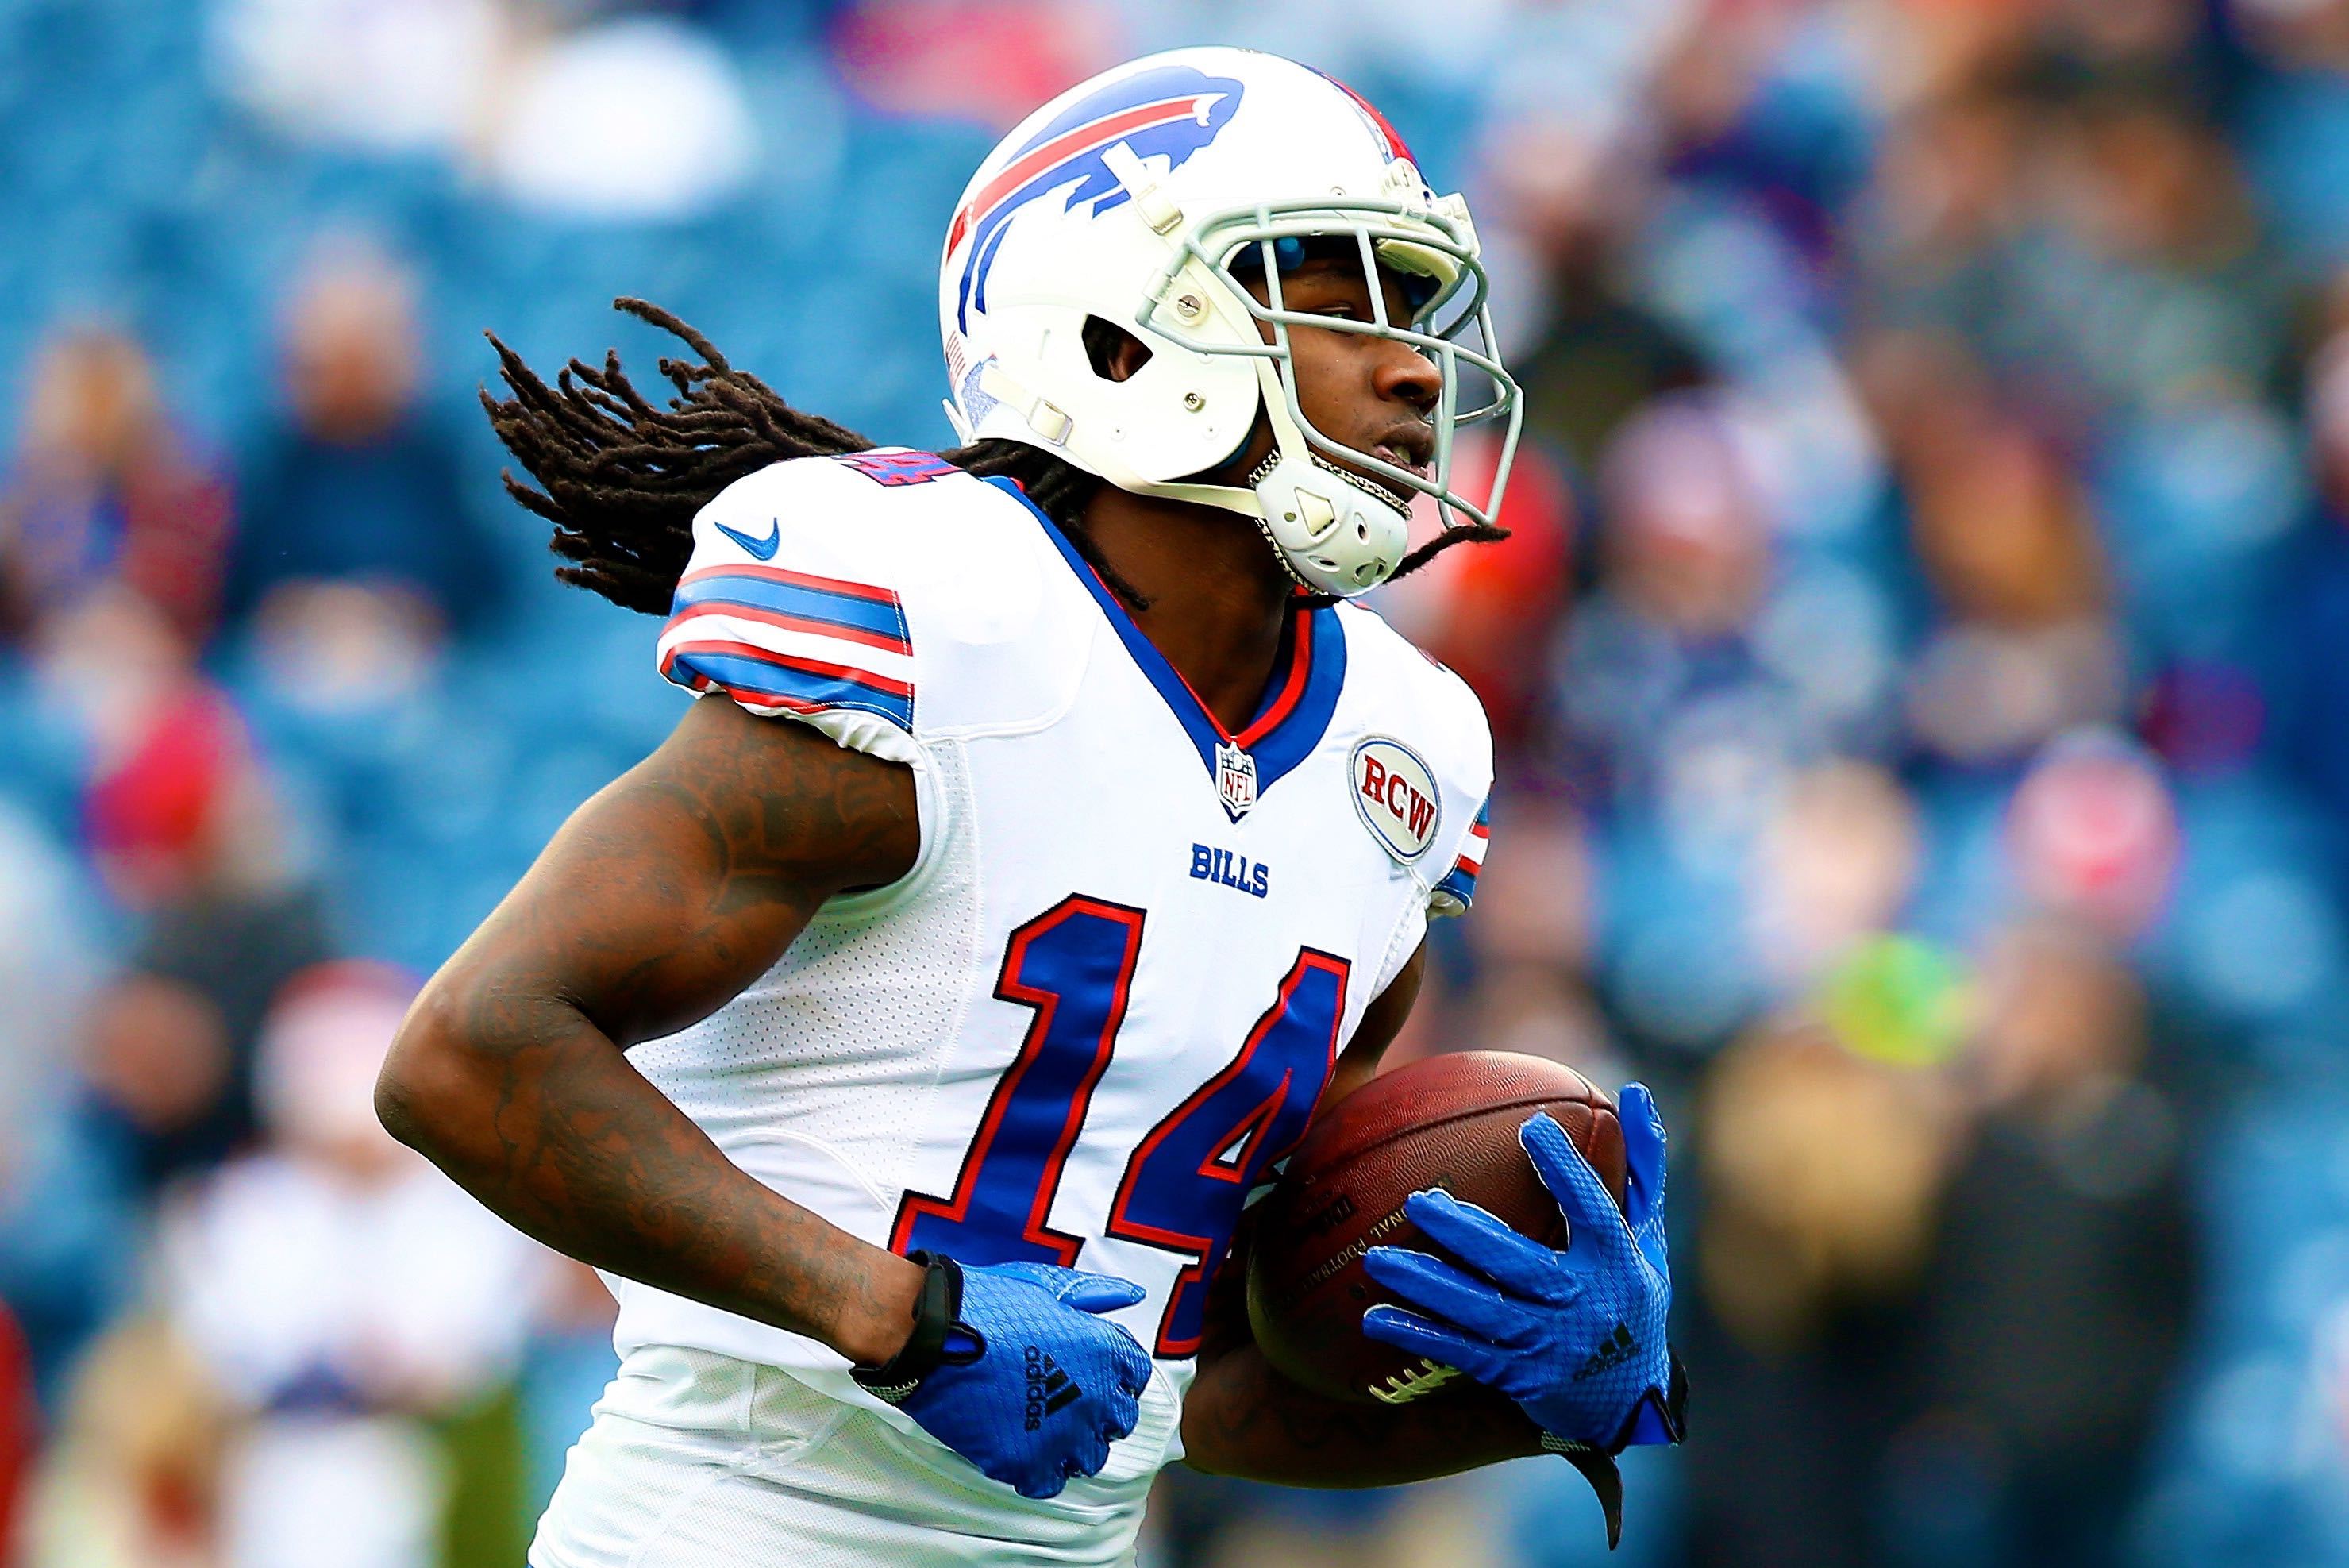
[850,1251,963,1404]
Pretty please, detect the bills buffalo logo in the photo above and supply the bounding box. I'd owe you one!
[949,64,1245,330]
[1350,737,1441,863]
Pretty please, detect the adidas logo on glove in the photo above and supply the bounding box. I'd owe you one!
[1023,1346,1084,1431]
[1572,1323,1641,1383]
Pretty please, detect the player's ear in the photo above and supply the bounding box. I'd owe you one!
[1081,316,1153,383]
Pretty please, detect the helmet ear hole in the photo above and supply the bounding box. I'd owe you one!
[1081,317,1153,383]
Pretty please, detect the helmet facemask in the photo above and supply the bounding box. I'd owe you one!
[1130,187,1523,596]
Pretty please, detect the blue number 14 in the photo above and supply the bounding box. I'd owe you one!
[890,894,1350,1357]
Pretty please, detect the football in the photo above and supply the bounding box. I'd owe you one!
[1245,1051,1627,1404]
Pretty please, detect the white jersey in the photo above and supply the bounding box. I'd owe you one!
[562,449,1492,1559]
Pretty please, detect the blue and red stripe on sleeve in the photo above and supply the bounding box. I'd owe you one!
[1432,798,1489,912]
[657,564,914,731]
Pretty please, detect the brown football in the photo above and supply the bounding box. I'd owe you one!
[1245,1050,1627,1405]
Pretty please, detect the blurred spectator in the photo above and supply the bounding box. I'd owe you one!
[1642,0,1874,269]
[1900,918,2196,1568]
[1681,1018,1954,1568]
[0,596,326,1404]
[1492,119,1711,471]
[0,965,245,1412]
[158,961,545,1568]
[65,648,335,1154]
[1855,89,2036,365]
[1556,392,1897,807]
[1682,911,2197,1568]
[20,1316,226,1568]
[2002,729,2180,941]
[1743,758,1922,992]
[1696,1019,1951,1354]
[0,324,232,650]
[2266,300,2349,876]
[77,973,237,1195]
[81,670,248,909]
[1556,394,1906,1050]
[1862,79,2289,418]
[1884,358,2124,769]
[1554,392,1779,811]
[228,243,502,672]
[2021,91,2292,411]
[32,607,337,1176]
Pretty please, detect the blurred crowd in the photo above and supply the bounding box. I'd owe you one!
[6,0,2349,1565]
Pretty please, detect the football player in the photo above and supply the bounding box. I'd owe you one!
[378,47,1682,1567]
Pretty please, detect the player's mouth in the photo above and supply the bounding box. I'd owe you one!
[1331,433,1431,511]
[1272,428,1435,515]
[1372,442,1431,481]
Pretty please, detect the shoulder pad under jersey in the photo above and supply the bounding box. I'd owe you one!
[656,449,1091,761]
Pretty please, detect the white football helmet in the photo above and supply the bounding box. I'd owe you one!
[938,47,1522,597]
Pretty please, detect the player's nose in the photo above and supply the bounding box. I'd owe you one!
[1370,337,1440,417]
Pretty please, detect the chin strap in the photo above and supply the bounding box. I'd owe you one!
[1538,1354,1689,1551]
[1240,445,1411,595]
[1240,449,1314,590]
[1242,445,1410,514]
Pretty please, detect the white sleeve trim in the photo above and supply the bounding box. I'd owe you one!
[751,698,922,769]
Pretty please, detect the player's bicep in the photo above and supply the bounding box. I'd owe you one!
[445,695,920,1048]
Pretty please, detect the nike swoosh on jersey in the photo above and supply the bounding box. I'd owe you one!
[715,519,781,560]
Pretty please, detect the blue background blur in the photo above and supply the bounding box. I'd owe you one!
[5,0,2349,1564]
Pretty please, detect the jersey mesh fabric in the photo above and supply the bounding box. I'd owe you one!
[530,1346,1153,1568]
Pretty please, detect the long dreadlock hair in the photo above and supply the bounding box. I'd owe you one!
[482,298,1504,618]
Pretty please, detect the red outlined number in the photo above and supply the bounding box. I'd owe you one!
[1106,950,1349,1355]
[892,893,1350,1357]
[890,896,1146,1266]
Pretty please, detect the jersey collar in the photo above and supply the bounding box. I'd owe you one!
[988,476,1347,812]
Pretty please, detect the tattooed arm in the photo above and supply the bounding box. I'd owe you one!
[1178,942,1549,1484]
[375,696,927,1366]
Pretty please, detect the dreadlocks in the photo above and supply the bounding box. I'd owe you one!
[481,298,1141,612]
[481,298,1501,618]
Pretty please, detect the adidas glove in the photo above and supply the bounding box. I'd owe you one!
[853,1254,1152,1500]
[1361,1085,1685,1454]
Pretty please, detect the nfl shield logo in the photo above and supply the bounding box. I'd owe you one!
[1215,742,1259,819]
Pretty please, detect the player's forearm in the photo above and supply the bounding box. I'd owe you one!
[1179,1342,1544,1486]
[377,980,922,1366]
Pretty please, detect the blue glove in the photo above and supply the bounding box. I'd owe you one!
[855,1254,1152,1500]
[1361,1084,1682,1451]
